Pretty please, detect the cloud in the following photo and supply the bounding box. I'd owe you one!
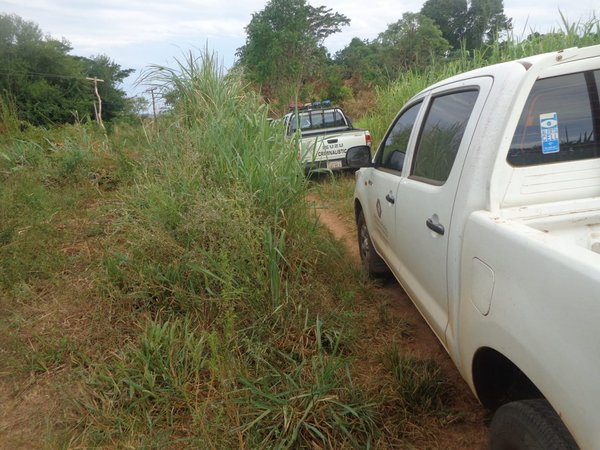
[1,0,259,54]
[505,0,598,36]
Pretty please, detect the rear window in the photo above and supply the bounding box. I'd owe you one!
[507,71,600,166]
[288,109,347,133]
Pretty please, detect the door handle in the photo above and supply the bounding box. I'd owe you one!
[426,217,445,235]
[385,192,395,204]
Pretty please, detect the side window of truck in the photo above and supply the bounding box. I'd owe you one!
[377,102,422,172]
[508,70,600,166]
[411,90,479,184]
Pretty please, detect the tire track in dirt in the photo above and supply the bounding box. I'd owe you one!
[309,194,488,449]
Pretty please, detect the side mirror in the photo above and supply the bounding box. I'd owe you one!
[346,146,373,168]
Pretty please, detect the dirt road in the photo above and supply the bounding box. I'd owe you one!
[310,193,488,449]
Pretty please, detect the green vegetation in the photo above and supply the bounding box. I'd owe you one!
[421,0,512,50]
[0,13,136,127]
[236,0,516,111]
[0,51,386,448]
[361,16,600,148]
[1,10,600,450]
[236,0,350,108]
[375,13,451,73]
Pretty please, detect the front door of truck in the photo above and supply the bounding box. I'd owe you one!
[364,101,423,267]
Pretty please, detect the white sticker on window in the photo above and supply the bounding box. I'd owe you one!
[540,112,560,154]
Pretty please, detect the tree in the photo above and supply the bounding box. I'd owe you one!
[0,14,90,125]
[376,13,450,73]
[466,0,512,49]
[0,14,135,126]
[421,0,469,50]
[420,0,511,50]
[236,0,349,103]
[334,37,383,86]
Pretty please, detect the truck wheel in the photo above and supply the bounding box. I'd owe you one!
[489,399,578,450]
[357,210,389,278]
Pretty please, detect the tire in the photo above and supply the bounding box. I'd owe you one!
[489,399,578,450]
[357,210,389,278]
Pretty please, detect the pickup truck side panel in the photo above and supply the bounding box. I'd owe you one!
[459,210,600,450]
[366,76,494,344]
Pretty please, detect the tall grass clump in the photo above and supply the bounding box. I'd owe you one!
[110,50,312,320]
[380,345,455,442]
[77,50,374,448]
[140,50,306,218]
[237,318,376,449]
[0,94,20,138]
[383,345,451,417]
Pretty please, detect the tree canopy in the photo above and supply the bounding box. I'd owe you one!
[334,37,383,86]
[236,0,349,103]
[466,0,512,49]
[376,13,450,73]
[0,13,134,126]
[333,13,449,89]
[420,0,512,50]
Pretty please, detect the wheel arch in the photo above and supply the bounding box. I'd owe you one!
[354,198,363,225]
[472,346,543,411]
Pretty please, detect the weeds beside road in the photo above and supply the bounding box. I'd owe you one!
[0,53,487,449]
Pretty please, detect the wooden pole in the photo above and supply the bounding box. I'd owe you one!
[149,88,157,122]
[86,77,105,129]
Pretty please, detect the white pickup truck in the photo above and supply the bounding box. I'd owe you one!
[283,104,372,172]
[352,45,600,449]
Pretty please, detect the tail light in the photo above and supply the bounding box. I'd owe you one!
[365,132,372,147]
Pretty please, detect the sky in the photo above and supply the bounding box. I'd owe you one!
[1,0,598,100]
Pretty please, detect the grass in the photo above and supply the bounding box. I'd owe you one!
[0,51,375,448]
[383,345,451,418]
[236,318,377,449]
[2,22,599,448]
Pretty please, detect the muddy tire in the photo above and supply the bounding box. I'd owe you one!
[489,399,578,450]
[357,210,389,278]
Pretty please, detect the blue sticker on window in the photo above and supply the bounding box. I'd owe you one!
[540,112,560,154]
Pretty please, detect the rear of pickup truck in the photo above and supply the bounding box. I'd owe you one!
[455,51,600,448]
[459,201,600,450]
[299,128,372,171]
[284,106,372,172]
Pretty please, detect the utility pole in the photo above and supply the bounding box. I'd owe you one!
[148,88,157,122]
[86,77,105,129]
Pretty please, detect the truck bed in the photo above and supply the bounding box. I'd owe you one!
[500,198,600,254]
